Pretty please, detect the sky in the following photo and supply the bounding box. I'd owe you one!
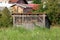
[0,3,13,8]
[0,0,33,8]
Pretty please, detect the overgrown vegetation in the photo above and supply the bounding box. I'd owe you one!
[0,7,12,27]
[33,0,41,4]
[46,0,60,25]
[0,27,60,40]
[33,0,60,25]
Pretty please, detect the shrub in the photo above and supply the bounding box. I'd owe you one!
[0,7,12,27]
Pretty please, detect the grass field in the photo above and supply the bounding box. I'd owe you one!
[0,26,60,40]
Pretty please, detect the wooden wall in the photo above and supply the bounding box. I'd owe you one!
[12,14,46,29]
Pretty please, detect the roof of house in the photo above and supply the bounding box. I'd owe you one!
[11,4,40,10]
[9,0,18,3]
[28,4,40,10]
[11,4,32,8]
[9,0,28,4]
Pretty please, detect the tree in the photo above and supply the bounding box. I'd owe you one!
[33,0,41,4]
[33,0,60,25]
[46,0,60,25]
[33,0,47,13]
[0,7,12,27]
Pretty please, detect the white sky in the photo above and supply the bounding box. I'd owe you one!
[0,3,13,8]
[0,0,13,8]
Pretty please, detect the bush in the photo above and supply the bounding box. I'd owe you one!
[0,7,12,27]
[46,0,60,25]
[33,0,60,25]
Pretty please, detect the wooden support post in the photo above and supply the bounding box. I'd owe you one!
[13,15,15,27]
[43,14,46,27]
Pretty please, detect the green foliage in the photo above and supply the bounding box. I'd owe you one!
[33,0,46,13]
[0,27,60,40]
[46,0,60,24]
[33,0,60,25]
[32,0,43,13]
[33,0,41,4]
[0,7,12,27]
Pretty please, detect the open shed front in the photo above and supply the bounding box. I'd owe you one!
[12,14,46,29]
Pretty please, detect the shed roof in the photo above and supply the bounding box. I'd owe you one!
[11,4,32,8]
[11,4,40,10]
[9,0,18,3]
[28,4,40,10]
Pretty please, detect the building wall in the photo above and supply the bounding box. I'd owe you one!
[11,6,23,13]
[18,7,23,13]
[23,8,32,14]
[11,5,32,14]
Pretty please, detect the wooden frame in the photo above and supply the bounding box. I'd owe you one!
[12,14,46,29]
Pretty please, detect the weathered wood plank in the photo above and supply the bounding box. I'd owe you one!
[12,14,46,29]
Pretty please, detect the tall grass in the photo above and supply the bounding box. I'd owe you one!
[0,27,60,40]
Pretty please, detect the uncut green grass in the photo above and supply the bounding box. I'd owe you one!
[0,27,60,40]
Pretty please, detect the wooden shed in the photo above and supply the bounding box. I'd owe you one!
[11,4,51,29]
[12,13,46,29]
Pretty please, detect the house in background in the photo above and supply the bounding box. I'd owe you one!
[9,0,33,4]
[11,4,46,29]
[11,4,33,14]
[10,4,40,13]
[9,0,28,4]
[0,0,51,29]
[28,4,40,10]
[9,0,43,29]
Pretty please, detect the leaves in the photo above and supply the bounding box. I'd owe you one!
[46,0,60,24]
[33,0,41,4]
[33,0,60,25]
[0,7,12,27]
